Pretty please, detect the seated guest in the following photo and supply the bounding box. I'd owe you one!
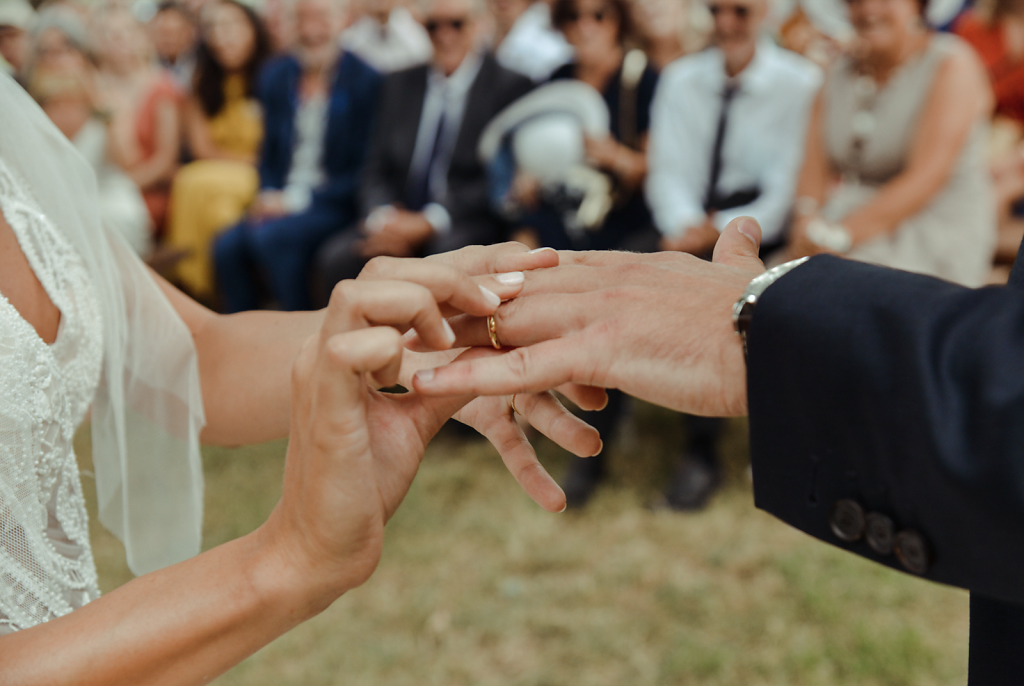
[93,6,182,238]
[167,0,271,301]
[341,0,433,73]
[313,0,534,300]
[790,0,996,287]
[213,0,381,313]
[489,0,573,81]
[955,0,1024,265]
[633,0,708,71]
[27,9,151,255]
[644,0,819,511]
[149,1,198,91]
[500,0,658,507]
[0,0,33,76]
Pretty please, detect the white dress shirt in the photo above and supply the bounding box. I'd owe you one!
[282,92,328,213]
[646,40,821,243]
[494,3,574,82]
[406,49,484,233]
[340,8,432,74]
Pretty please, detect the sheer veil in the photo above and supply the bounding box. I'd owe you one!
[0,72,206,575]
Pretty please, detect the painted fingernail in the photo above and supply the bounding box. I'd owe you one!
[414,368,435,384]
[479,285,501,308]
[529,247,556,255]
[495,271,524,286]
[402,329,417,341]
[442,319,456,346]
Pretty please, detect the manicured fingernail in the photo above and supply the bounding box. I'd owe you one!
[402,329,417,341]
[558,502,567,513]
[592,440,604,457]
[414,368,435,384]
[737,218,760,247]
[529,247,556,254]
[479,285,501,308]
[442,319,456,346]
[495,271,524,286]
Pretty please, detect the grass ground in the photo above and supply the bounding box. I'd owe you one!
[76,401,969,686]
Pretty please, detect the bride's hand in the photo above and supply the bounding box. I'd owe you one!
[259,272,505,602]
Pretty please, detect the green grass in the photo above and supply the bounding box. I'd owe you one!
[75,402,968,685]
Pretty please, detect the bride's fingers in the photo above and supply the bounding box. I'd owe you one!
[457,396,566,513]
[358,257,516,317]
[426,242,559,276]
[324,280,455,351]
[517,391,603,458]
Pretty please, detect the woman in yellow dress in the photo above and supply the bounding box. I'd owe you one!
[167,0,271,299]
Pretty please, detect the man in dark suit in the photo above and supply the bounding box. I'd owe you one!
[413,216,1024,683]
[213,0,380,313]
[312,0,533,304]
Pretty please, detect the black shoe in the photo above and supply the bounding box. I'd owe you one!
[561,455,605,509]
[659,455,721,512]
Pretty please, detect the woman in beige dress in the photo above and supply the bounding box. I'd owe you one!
[789,0,996,287]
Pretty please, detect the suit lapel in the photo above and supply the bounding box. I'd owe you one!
[451,55,497,167]
[396,66,429,185]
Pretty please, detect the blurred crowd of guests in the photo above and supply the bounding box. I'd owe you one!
[0,0,1018,509]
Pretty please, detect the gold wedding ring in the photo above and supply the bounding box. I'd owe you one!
[510,394,520,416]
[487,314,501,350]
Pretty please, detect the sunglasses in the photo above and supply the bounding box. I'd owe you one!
[425,17,467,33]
[707,3,751,18]
[565,8,613,23]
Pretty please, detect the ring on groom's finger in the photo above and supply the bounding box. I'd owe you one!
[510,394,520,416]
[487,314,501,350]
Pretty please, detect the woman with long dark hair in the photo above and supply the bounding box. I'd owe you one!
[167,0,271,301]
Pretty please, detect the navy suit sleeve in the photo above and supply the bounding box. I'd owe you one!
[747,255,1024,605]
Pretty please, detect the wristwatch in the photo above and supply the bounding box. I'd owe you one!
[732,257,810,358]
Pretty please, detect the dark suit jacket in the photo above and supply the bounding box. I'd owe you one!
[256,51,381,212]
[747,248,1024,684]
[359,53,533,246]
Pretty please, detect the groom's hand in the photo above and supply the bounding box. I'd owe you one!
[413,217,768,417]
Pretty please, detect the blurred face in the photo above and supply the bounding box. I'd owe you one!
[0,25,29,72]
[846,0,921,55]
[708,0,764,62]
[33,27,89,73]
[207,2,256,71]
[634,0,685,40]
[97,12,151,72]
[295,0,342,51]
[150,7,195,62]
[561,0,622,62]
[424,0,476,76]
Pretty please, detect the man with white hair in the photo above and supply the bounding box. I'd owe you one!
[214,0,382,312]
[341,0,433,73]
[313,0,534,301]
[643,0,820,510]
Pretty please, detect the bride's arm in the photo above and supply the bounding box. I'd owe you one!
[0,274,476,686]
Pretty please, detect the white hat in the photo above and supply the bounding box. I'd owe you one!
[478,80,610,169]
[0,0,35,30]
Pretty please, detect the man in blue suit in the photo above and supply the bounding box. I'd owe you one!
[414,217,1024,683]
[214,0,381,312]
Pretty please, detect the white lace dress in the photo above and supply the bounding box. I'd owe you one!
[0,156,103,634]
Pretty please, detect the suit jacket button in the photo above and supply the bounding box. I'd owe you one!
[894,529,931,575]
[829,499,865,542]
[864,512,895,555]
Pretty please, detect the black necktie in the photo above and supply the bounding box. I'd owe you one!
[704,82,739,212]
[407,103,449,211]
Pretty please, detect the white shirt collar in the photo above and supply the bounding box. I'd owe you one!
[702,37,780,95]
[429,48,484,97]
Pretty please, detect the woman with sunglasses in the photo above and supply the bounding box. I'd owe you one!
[787,0,996,286]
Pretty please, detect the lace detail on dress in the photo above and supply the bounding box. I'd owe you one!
[0,156,103,633]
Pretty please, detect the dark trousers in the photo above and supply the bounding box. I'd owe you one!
[214,203,350,313]
[969,594,1024,684]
